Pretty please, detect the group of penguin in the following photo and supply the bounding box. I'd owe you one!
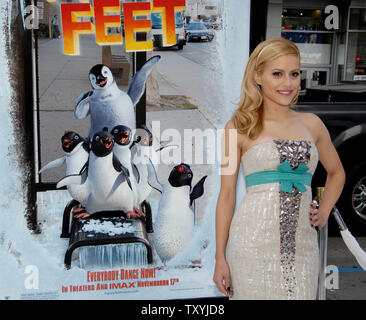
[39,55,208,264]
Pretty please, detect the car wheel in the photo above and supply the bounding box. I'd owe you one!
[337,161,366,235]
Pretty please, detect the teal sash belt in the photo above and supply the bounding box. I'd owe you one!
[245,161,312,193]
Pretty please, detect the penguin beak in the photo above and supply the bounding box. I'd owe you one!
[119,133,129,145]
[101,137,113,149]
[96,75,107,87]
[177,166,185,173]
[142,137,149,145]
[62,138,72,149]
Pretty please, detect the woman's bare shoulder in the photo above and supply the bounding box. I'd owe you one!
[224,120,248,153]
[296,111,325,131]
[297,111,323,125]
[224,119,236,130]
[297,111,328,141]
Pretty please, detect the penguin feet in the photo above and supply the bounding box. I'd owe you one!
[72,207,91,219]
[155,265,166,271]
[126,206,146,219]
[188,259,202,269]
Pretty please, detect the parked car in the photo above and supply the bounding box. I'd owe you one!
[202,18,213,29]
[211,18,222,30]
[295,82,366,236]
[185,22,214,42]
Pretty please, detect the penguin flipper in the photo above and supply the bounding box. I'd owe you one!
[108,169,132,197]
[189,175,208,206]
[132,163,140,184]
[112,154,133,191]
[108,174,124,197]
[79,160,89,175]
[156,144,179,153]
[38,156,66,174]
[127,55,161,106]
[189,201,196,219]
[74,91,92,119]
[56,174,84,189]
[145,156,163,194]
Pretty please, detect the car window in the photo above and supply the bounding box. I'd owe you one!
[186,23,207,30]
[151,12,183,29]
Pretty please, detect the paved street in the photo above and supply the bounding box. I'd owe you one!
[326,236,366,299]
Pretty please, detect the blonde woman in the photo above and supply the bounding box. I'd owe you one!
[213,38,345,300]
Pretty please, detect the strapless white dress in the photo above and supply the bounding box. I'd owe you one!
[227,139,319,300]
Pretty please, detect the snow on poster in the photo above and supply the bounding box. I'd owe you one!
[0,0,249,300]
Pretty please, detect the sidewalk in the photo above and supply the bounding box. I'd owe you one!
[152,46,226,129]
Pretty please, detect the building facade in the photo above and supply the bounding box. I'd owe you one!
[265,0,366,90]
[185,0,221,19]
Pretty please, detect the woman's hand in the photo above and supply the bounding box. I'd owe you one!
[309,201,328,228]
[213,258,233,298]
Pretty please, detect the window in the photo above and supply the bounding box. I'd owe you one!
[345,7,366,81]
[346,32,366,80]
[349,8,366,30]
[281,7,334,90]
[282,8,327,31]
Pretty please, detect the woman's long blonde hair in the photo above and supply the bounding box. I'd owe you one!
[232,37,301,139]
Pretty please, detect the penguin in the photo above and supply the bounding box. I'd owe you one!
[127,124,178,204]
[153,163,207,263]
[131,124,160,166]
[39,131,90,206]
[57,129,135,217]
[129,124,154,161]
[74,56,161,140]
[110,124,140,218]
[131,124,178,169]
[111,125,163,218]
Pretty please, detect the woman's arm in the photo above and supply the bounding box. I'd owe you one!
[213,120,242,297]
[305,113,346,227]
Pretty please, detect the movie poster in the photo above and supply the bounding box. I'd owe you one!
[0,0,250,300]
